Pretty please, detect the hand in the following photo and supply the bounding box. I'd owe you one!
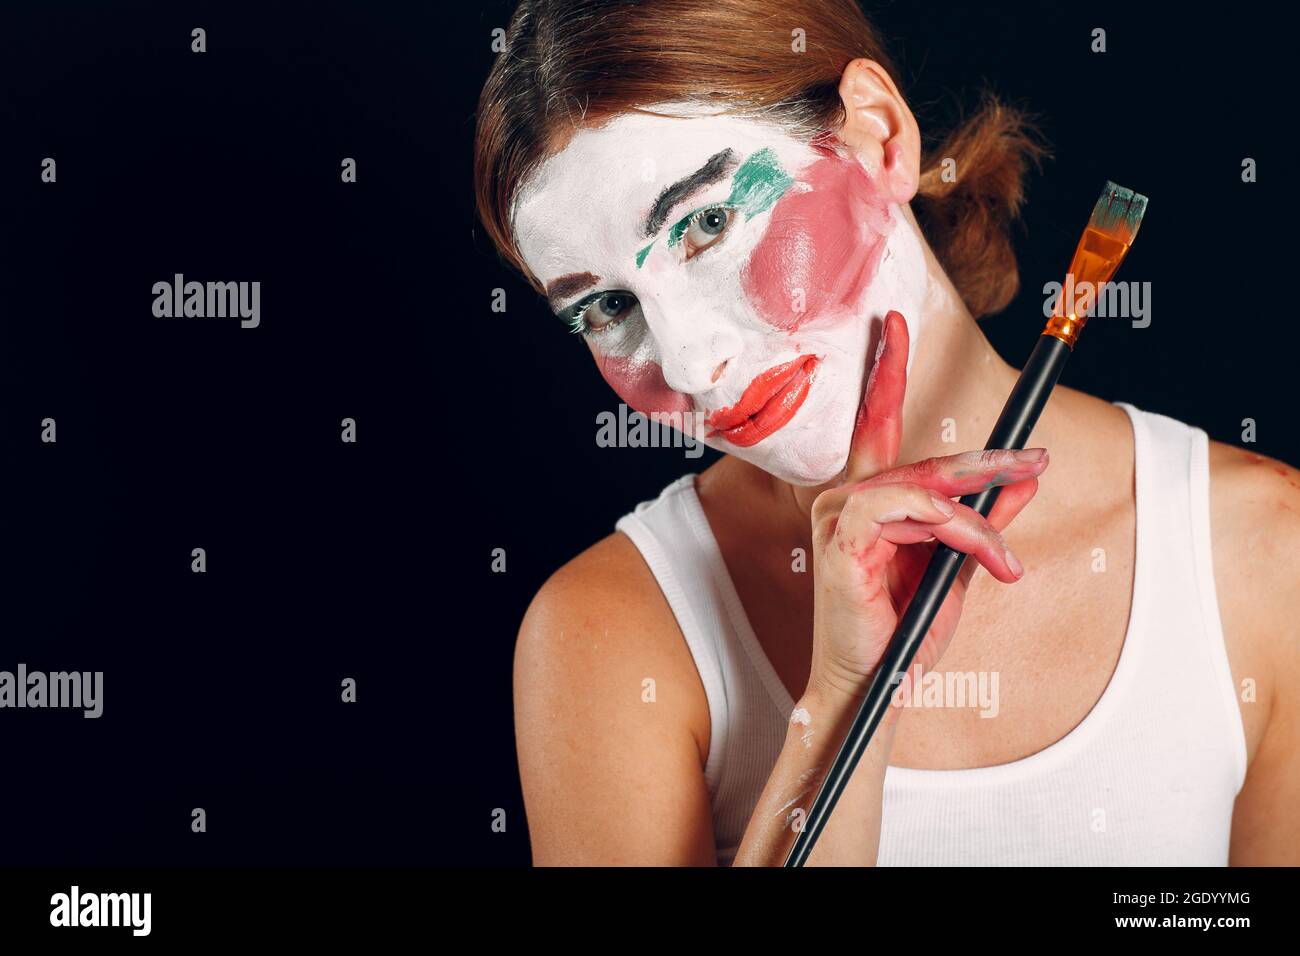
[806,310,1048,702]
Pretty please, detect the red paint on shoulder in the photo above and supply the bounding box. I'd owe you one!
[741,154,893,331]
[1241,452,1300,491]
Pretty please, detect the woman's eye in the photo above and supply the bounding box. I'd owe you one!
[684,206,731,259]
[583,291,638,332]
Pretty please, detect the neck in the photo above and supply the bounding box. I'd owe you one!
[779,211,1023,518]
[895,228,1022,467]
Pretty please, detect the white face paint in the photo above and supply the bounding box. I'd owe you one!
[514,107,928,486]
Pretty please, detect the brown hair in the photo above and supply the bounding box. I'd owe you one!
[474,0,1046,318]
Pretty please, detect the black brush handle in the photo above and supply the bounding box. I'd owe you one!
[783,333,1072,867]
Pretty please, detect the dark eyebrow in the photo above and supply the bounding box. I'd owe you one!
[641,148,738,238]
[545,272,600,305]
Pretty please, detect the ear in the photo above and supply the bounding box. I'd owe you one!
[835,59,921,204]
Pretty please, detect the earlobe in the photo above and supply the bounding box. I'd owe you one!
[835,58,921,205]
[882,139,918,203]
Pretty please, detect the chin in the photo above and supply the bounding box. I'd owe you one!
[733,420,853,487]
[772,456,846,487]
[705,378,859,485]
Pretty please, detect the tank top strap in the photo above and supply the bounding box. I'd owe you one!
[615,475,731,794]
[1113,402,1248,790]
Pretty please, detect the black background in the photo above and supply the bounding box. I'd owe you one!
[1,1,1291,866]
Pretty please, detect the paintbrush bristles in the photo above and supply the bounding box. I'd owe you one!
[1089,180,1149,246]
[1043,181,1150,346]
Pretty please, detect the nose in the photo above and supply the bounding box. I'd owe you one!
[640,296,743,396]
[655,328,743,396]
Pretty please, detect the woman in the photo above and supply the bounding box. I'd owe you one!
[474,0,1299,865]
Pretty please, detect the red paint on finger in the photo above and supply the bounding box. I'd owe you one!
[857,449,1049,498]
[849,310,909,473]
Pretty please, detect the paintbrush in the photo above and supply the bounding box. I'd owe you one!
[783,181,1149,867]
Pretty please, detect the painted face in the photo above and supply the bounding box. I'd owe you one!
[513,108,927,485]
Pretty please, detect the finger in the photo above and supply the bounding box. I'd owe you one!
[874,520,939,545]
[984,475,1040,533]
[895,502,1024,583]
[856,448,1049,498]
[830,482,956,559]
[843,310,909,482]
[822,483,955,591]
[958,476,1040,587]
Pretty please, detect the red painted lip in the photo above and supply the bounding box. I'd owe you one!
[705,356,820,447]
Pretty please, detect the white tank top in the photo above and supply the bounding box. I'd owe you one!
[615,403,1247,865]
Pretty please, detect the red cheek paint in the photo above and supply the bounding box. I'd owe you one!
[596,352,694,418]
[742,155,893,331]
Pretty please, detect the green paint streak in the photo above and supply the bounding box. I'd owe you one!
[726,147,795,219]
[666,219,688,249]
[982,471,1014,491]
[667,147,793,248]
[634,147,796,268]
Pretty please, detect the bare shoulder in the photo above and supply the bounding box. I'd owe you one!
[1206,441,1300,757]
[1207,441,1300,611]
[520,532,678,639]
[514,530,711,775]
[513,532,716,864]
[1209,441,1300,863]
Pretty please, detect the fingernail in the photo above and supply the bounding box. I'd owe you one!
[1004,547,1024,578]
[1013,448,1047,462]
[929,492,955,516]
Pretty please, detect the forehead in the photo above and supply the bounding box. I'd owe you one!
[512,109,816,290]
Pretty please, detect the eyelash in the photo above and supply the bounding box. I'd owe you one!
[559,204,732,337]
[673,203,734,261]
[566,294,634,337]
[566,309,595,335]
